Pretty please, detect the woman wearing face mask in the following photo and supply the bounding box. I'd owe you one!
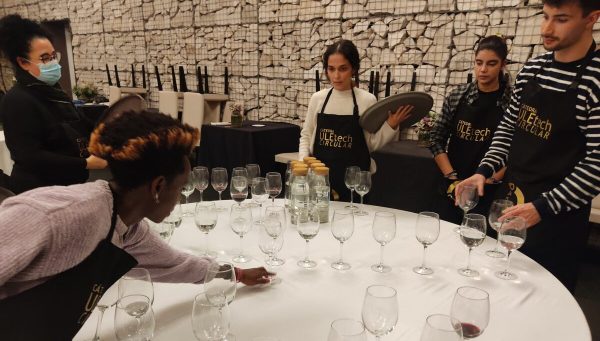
[429,36,512,224]
[0,15,106,194]
[299,39,413,201]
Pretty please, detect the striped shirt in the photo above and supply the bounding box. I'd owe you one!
[477,49,600,218]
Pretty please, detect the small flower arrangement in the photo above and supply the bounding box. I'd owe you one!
[230,102,244,127]
[414,110,438,146]
[73,83,100,103]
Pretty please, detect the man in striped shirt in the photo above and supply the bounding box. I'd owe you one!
[456,0,600,291]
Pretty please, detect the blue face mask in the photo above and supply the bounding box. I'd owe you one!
[34,60,62,86]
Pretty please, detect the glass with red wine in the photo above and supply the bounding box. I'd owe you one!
[450,286,489,339]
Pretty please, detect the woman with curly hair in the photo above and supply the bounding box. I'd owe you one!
[0,108,272,340]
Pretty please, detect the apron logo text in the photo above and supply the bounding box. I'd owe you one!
[77,283,105,325]
[517,104,552,140]
[455,120,491,142]
[319,128,353,149]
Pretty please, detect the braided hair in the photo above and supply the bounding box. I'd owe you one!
[88,110,199,190]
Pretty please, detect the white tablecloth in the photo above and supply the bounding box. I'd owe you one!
[74,200,590,341]
[0,130,13,175]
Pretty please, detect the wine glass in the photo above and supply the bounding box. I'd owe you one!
[230,175,248,206]
[458,213,487,277]
[193,166,210,203]
[419,314,463,341]
[246,163,261,183]
[371,211,396,273]
[450,286,490,339]
[264,206,286,266]
[118,268,154,305]
[495,216,527,280]
[252,177,269,222]
[258,222,284,266]
[328,319,368,341]
[114,294,154,341]
[344,166,360,209]
[296,208,320,268]
[230,204,252,263]
[331,209,355,270]
[211,167,228,212]
[181,172,195,217]
[195,202,218,257]
[455,185,479,233]
[147,218,174,243]
[485,199,514,258]
[355,171,372,216]
[90,282,119,341]
[203,262,237,307]
[232,167,248,178]
[162,203,182,232]
[413,212,440,275]
[266,172,282,205]
[361,285,398,340]
[192,292,232,341]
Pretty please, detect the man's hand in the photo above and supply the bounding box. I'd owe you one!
[386,105,414,130]
[500,203,541,228]
[238,267,276,286]
[454,174,486,206]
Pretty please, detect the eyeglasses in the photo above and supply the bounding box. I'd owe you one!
[25,51,61,64]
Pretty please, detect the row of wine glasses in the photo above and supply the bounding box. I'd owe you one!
[344,166,372,215]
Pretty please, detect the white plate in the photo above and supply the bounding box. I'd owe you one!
[252,124,266,127]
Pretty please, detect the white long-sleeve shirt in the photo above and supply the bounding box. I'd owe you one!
[299,87,398,172]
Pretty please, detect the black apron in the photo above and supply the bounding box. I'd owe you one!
[497,45,596,291]
[435,88,504,225]
[312,88,371,202]
[0,192,138,340]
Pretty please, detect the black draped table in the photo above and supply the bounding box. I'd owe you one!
[197,119,300,179]
[370,140,441,213]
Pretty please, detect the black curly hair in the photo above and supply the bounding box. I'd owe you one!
[88,110,200,190]
[0,14,53,67]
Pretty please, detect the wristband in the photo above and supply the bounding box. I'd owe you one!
[444,170,458,179]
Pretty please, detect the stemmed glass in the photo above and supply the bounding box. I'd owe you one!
[264,206,286,266]
[455,185,479,233]
[258,222,284,267]
[246,164,260,205]
[181,172,195,217]
[413,212,440,275]
[362,285,398,340]
[328,319,368,341]
[90,282,119,341]
[162,203,182,232]
[355,171,371,216]
[192,292,231,341]
[114,294,155,341]
[419,314,463,341]
[495,216,527,280]
[230,204,252,263]
[118,268,154,305]
[458,213,487,277]
[211,167,228,212]
[450,286,490,339]
[265,172,282,205]
[331,209,355,270]
[195,202,218,257]
[193,166,210,203]
[485,199,514,258]
[344,166,360,209]
[252,177,269,222]
[371,212,396,273]
[296,208,320,268]
[203,262,237,307]
[147,218,174,243]
[230,175,248,206]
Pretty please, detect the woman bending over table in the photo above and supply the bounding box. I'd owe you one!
[0,109,272,340]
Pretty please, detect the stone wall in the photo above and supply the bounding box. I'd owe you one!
[1,0,599,129]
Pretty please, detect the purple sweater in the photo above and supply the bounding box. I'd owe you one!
[0,180,214,299]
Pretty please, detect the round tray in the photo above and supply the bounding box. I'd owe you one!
[99,95,147,123]
[359,92,433,133]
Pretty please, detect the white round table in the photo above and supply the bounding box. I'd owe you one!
[75,200,591,341]
[0,130,13,175]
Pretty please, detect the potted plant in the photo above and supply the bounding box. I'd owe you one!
[414,110,438,147]
[72,83,99,103]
